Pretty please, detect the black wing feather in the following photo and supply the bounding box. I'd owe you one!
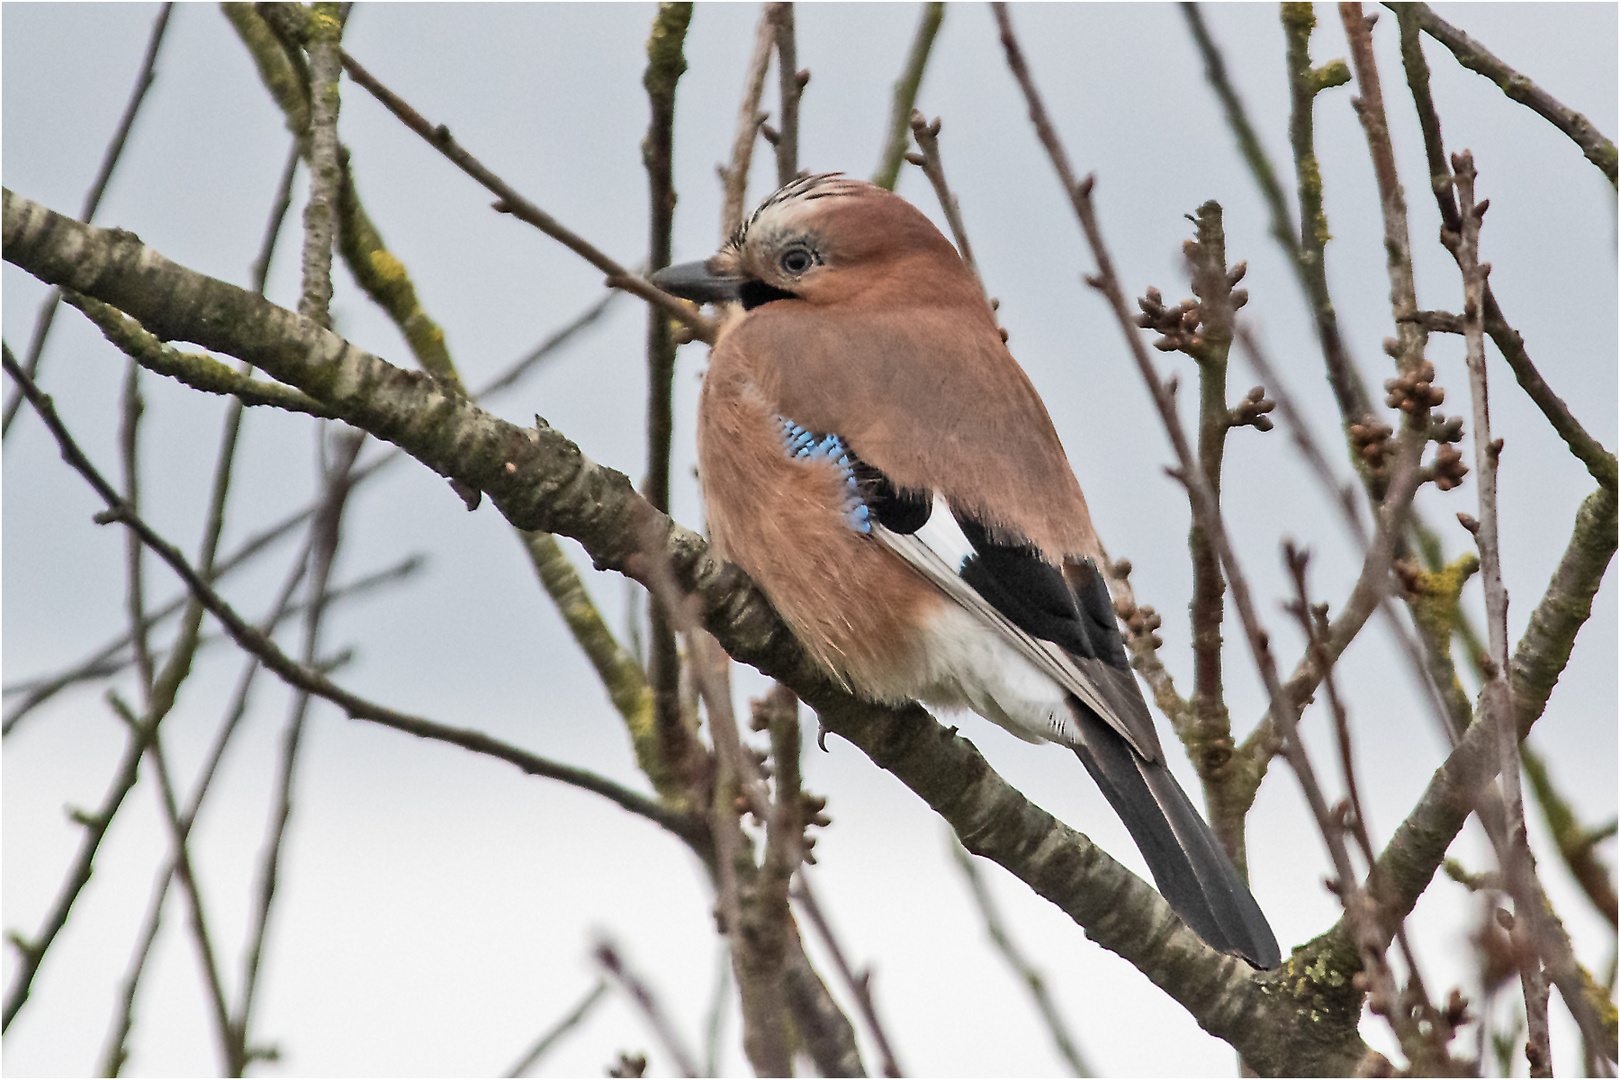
[786,430,1281,968]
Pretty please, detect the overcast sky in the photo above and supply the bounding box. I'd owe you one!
[3,3,1615,1077]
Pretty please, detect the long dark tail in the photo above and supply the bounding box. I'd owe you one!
[1069,706,1281,969]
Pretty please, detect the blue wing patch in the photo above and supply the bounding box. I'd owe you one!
[776,416,871,533]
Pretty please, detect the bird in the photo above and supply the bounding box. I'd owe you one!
[651,173,1281,970]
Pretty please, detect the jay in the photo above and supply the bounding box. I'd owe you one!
[653,174,1281,970]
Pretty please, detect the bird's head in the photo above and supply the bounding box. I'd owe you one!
[652,173,975,312]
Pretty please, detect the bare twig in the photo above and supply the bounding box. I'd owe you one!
[1389,4,1616,492]
[233,427,362,1070]
[1339,3,1425,384]
[2,639,158,1032]
[1521,747,1618,928]
[719,9,776,241]
[336,48,716,342]
[950,838,1093,1076]
[595,940,700,1078]
[1,2,173,438]
[770,3,802,186]
[791,875,903,1078]
[1447,149,1551,1075]
[873,3,946,191]
[1277,3,1373,432]
[99,544,312,1076]
[904,111,982,294]
[1409,2,1617,184]
[1284,550,1451,1071]
[119,357,154,698]
[0,348,705,842]
[641,0,693,825]
[504,980,610,1078]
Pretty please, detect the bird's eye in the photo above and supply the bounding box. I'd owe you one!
[779,247,814,275]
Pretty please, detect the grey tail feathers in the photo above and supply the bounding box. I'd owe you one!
[1069,702,1281,969]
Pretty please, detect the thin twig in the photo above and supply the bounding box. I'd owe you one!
[595,940,701,1078]
[233,427,363,1066]
[770,3,801,186]
[1,2,173,438]
[1410,2,1617,184]
[791,875,903,1078]
[4,288,618,736]
[904,111,982,294]
[1389,3,1616,492]
[1275,3,1373,431]
[950,838,1093,1076]
[118,698,240,1075]
[1285,550,1448,1070]
[99,545,312,1076]
[720,9,777,241]
[641,0,693,831]
[873,3,945,191]
[120,357,154,698]
[336,48,716,342]
[1339,3,1425,385]
[1,635,158,1032]
[504,980,610,1078]
[1449,150,1552,1076]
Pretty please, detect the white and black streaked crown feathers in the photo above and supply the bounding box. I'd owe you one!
[724,173,867,255]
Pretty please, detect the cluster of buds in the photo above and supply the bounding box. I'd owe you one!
[1230,385,1276,431]
[1136,287,1203,355]
[1349,416,1395,478]
[1428,444,1469,491]
[1115,599,1163,651]
[1428,413,1465,444]
[1385,358,1446,415]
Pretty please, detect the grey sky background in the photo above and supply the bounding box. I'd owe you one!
[3,3,1615,1076]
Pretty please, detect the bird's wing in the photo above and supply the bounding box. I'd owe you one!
[853,462,1161,762]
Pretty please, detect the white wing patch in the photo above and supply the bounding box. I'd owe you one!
[872,495,1152,759]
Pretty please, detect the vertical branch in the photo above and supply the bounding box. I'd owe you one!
[119,359,155,699]
[234,11,349,1065]
[1338,3,1424,384]
[719,9,777,242]
[1184,205,1245,861]
[694,636,792,1078]
[1278,4,1370,431]
[1,2,173,438]
[233,430,363,1070]
[872,2,945,190]
[641,0,695,804]
[770,3,802,185]
[296,4,343,326]
[1448,151,1551,1075]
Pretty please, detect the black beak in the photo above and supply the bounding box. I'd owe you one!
[650,258,744,304]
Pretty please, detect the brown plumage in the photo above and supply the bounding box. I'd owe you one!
[654,174,1280,969]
